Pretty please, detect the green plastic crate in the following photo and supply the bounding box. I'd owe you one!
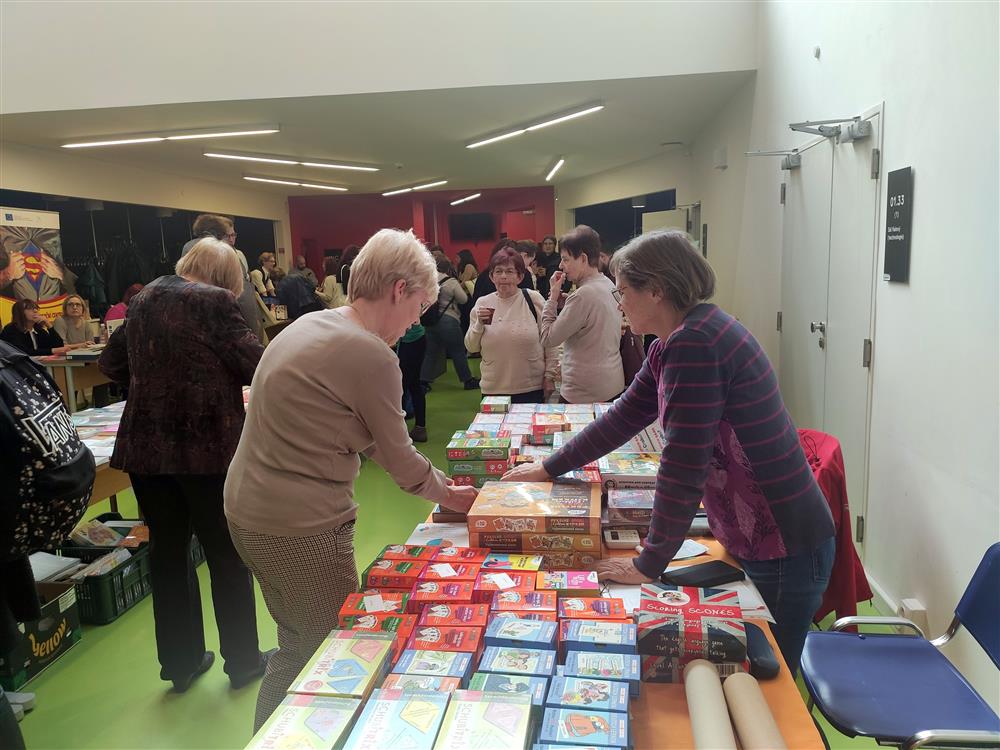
[73,547,153,625]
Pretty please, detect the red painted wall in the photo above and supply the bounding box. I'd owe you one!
[289,186,555,274]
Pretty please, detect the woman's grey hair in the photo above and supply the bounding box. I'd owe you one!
[348,228,437,303]
[610,230,715,310]
[175,237,244,296]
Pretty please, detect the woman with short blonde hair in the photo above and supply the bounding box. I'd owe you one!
[225,227,477,731]
[175,238,244,296]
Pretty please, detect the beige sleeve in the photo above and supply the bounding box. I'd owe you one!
[351,347,450,503]
[539,287,587,348]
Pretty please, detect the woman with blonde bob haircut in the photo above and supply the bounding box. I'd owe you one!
[225,228,478,731]
[175,237,245,297]
[506,229,835,677]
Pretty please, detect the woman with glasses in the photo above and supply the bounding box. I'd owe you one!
[52,295,94,345]
[465,248,557,404]
[224,229,477,731]
[0,299,78,356]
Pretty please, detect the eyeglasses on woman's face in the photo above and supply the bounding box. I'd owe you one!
[67,301,84,308]
[611,287,626,304]
[492,266,519,278]
[419,298,434,315]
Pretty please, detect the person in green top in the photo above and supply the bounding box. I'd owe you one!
[397,322,428,442]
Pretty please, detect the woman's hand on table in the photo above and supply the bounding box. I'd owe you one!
[501,463,551,483]
[591,557,656,585]
[441,484,479,514]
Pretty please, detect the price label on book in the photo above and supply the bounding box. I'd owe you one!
[363,593,388,613]
[430,563,458,578]
[487,573,516,590]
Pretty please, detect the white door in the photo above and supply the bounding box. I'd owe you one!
[779,137,833,430]
[825,113,881,549]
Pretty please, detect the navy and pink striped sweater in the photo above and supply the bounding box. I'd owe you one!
[544,303,834,578]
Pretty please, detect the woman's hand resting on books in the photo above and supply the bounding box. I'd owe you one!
[441,482,479,514]
[501,463,551,483]
[591,557,656,585]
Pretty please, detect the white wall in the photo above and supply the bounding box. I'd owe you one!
[0,1,756,115]
[0,141,292,252]
[730,1,999,705]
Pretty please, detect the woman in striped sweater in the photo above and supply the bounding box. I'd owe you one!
[504,230,835,675]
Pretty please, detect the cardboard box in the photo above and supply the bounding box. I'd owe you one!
[469,531,602,554]
[481,553,544,571]
[342,688,449,750]
[392,649,474,687]
[380,544,439,562]
[563,651,642,698]
[539,706,629,749]
[467,482,601,535]
[490,590,557,613]
[478,646,557,678]
[339,592,411,624]
[597,454,659,492]
[488,611,558,625]
[606,488,655,525]
[531,414,569,435]
[535,570,601,598]
[287,631,395,700]
[637,583,747,662]
[557,598,628,621]
[537,551,602,571]
[380,673,462,693]
[432,691,532,750]
[363,559,427,590]
[446,460,509,476]
[545,675,630,714]
[561,621,638,656]
[449,474,493,489]
[418,562,481,583]
[0,582,81,691]
[405,625,484,654]
[408,581,475,614]
[472,571,535,603]
[484,618,558,651]
[468,672,548,716]
[639,654,749,683]
[245,694,362,750]
[445,438,511,460]
[480,396,511,413]
[340,612,415,663]
[431,547,491,564]
[417,603,489,628]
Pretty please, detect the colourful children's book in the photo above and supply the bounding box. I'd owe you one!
[478,646,557,678]
[406,625,484,654]
[490,590,557,613]
[341,688,449,750]
[431,546,491,564]
[481,553,545,571]
[339,592,410,624]
[363,559,427,590]
[287,631,395,700]
[432,691,532,750]
[563,651,641,698]
[467,482,601,535]
[561,621,638,656]
[484,617,558,651]
[636,583,747,662]
[558,598,628,621]
[381,673,463,693]
[392,650,474,687]
[468,672,548,715]
[417,603,489,629]
[245,694,362,750]
[545,675,630,714]
[380,544,439,562]
[407,581,475,614]
[535,570,601,598]
[446,438,511,460]
[539,706,630,749]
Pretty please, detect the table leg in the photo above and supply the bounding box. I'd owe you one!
[64,367,77,412]
[109,494,119,514]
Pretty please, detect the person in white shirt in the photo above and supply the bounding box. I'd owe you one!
[465,248,558,403]
[540,225,624,403]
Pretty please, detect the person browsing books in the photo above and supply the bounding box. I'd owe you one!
[504,229,835,677]
[224,229,478,731]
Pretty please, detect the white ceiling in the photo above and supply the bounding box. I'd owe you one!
[0,71,752,199]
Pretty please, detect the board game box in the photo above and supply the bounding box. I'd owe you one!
[636,583,746,662]
[478,646,557,678]
[417,603,489,628]
[481,553,545,571]
[446,438,511,460]
[379,544,439,562]
[342,688,449,750]
[446,459,510,475]
[418,562,482,582]
[563,651,641,698]
[246,694,362,750]
[449,474,494,489]
[606,488,655,525]
[287,631,395,700]
[539,706,629,749]
[364,559,427,590]
[557,598,628,621]
[535,570,601,598]
[472,571,535,603]
[596,454,659,491]
[545,675,630,714]
[467,482,601,535]
[488,611,557,625]
[537,551,602,571]
[468,672,548,715]
[392,650,474,687]
[432,691,532,750]
[406,625,484,654]
[481,396,512,413]
[431,546,491,564]
[490,590,557,613]
[339,592,411,624]
[560,621,638,656]
[381,673,462,693]
[484,617,558,651]
[469,531,602,554]
[407,581,476,613]
[639,654,749,683]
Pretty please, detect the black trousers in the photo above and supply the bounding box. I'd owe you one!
[397,336,427,427]
[130,473,261,682]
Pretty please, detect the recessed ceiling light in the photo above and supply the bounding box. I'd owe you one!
[62,125,279,148]
[466,103,604,149]
[299,182,348,192]
[300,161,379,172]
[244,176,300,187]
[545,158,565,182]
[412,180,448,191]
[243,175,348,191]
[204,150,379,171]
[206,152,298,165]
[450,193,482,206]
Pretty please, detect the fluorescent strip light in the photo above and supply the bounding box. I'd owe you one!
[301,162,379,172]
[526,105,604,132]
[205,152,298,165]
[450,193,482,206]
[467,129,526,149]
[382,187,413,196]
[166,129,279,140]
[62,137,165,149]
[412,180,448,190]
[299,183,348,192]
[244,176,300,186]
[545,159,565,182]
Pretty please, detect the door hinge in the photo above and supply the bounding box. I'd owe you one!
[862,338,873,367]
[871,148,881,179]
[855,515,865,543]
[779,182,786,205]
[776,311,783,332]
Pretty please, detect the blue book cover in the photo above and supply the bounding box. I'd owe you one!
[562,621,637,655]
[539,707,629,748]
[468,671,548,712]
[563,651,641,698]
[545,676,629,714]
[392,649,473,687]
[479,646,557,678]
[485,617,558,651]
[341,688,449,750]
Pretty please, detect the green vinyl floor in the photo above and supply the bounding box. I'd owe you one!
[19,360,878,750]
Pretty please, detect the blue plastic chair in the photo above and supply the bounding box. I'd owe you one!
[801,542,1000,750]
